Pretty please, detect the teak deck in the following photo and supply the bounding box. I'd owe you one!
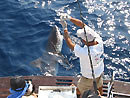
[0,76,130,98]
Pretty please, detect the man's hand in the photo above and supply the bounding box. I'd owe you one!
[64,29,69,39]
[60,20,67,30]
[60,13,71,21]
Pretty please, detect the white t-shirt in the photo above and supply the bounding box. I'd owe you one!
[74,36,104,79]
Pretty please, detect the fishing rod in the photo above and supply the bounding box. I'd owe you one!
[77,0,99,95]
[107,72,115,98]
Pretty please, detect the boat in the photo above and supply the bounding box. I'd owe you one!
[0,75,130,98]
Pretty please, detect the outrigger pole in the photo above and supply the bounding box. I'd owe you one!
[77,0,99,95]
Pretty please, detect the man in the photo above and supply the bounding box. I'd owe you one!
[7,76,37,98]
[60,13,104,97]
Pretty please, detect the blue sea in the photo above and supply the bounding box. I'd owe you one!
[0,0,129,82]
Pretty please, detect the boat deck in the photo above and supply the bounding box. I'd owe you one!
[0,76,130,98]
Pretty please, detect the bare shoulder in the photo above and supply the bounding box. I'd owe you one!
[22,93,38,98]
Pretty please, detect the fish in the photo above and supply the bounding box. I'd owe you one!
[46,25,63,54]
[31,25,72,76]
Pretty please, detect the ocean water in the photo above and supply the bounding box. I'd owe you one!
[0,0,129,82]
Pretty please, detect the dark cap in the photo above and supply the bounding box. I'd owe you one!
[10,76,26,92]
[82,90,101,98]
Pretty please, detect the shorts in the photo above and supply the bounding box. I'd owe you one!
[77,75,103,95]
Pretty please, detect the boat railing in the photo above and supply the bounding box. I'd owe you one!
[0,76,130,98]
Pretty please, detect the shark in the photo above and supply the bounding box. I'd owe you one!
[46,25,63,54]
[31,25,73,76]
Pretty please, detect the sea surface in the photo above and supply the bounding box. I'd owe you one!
[0,0,130,82]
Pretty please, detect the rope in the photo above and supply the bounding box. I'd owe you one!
[77,0,99,95]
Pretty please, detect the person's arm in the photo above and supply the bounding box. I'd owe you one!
[70,17,86,28]
[22,93,38,98]
[60,19,75,51]
[64,29,75,51]
[32,93,38,98]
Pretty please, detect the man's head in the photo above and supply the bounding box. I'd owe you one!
[8,76,35,98]
[76,25,96,42]
[10,76,26,92]
[82,90,101,98]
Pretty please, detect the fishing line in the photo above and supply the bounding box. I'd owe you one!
[77,0,99,95]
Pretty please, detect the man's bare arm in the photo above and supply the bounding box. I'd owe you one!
[70,17,86,28]
[64,29,75,51]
